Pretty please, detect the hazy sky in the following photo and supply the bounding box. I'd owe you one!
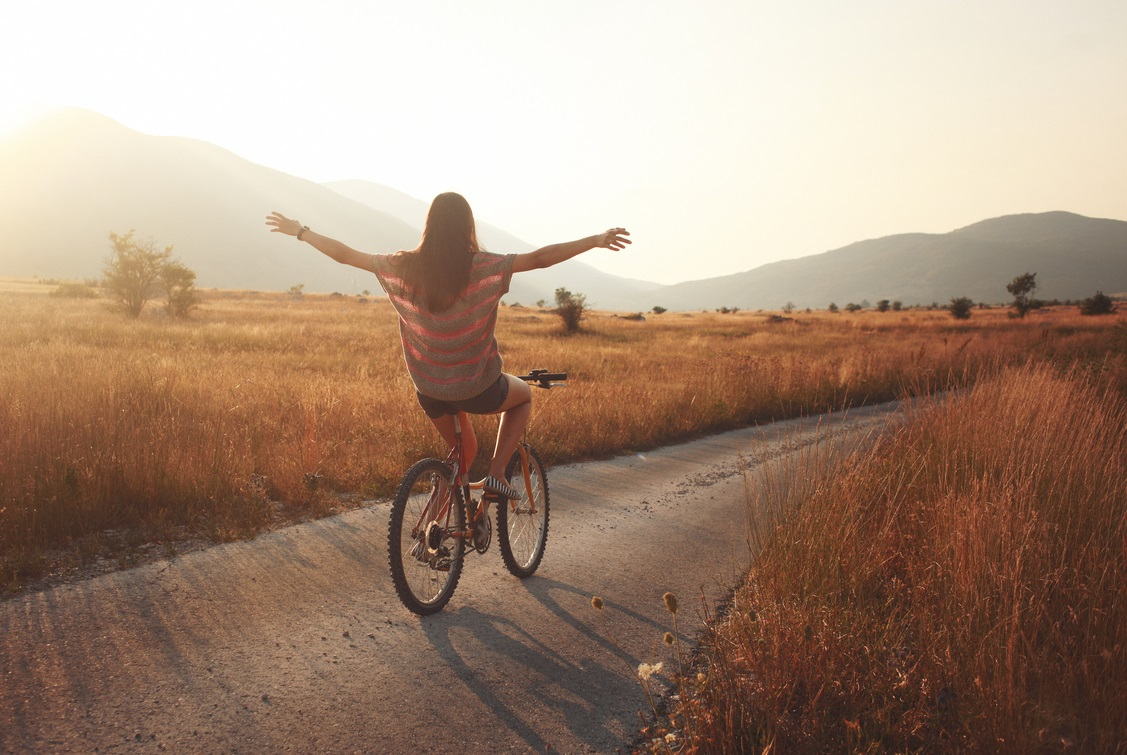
[2,1,1125,284]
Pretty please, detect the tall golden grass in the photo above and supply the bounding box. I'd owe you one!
[1,285,1123,593]
[678,362,1127,752]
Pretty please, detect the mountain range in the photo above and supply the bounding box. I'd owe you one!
[646,211,1127,310]
[1,109,1124,310]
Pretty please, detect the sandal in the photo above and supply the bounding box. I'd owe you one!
[479,474,523,501]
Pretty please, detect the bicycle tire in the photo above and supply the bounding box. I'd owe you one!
[497,445,550,578]
[387,458,465,615]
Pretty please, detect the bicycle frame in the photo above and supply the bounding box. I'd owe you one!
[409,414,538,545]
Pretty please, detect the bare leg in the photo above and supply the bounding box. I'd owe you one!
[427,410,478,472]
[480,375,532,512]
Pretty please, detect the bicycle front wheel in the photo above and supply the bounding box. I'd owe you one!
[388,458,465,615]
[497,444,550,578]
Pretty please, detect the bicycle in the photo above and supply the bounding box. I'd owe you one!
[387,369,567,615]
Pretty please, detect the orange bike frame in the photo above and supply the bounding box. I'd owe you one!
[411,415,538,540]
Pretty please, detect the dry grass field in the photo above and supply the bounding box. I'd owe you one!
[1,282,1123,602]
[670,362,1126,753]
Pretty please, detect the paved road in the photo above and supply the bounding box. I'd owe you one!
[1,403,902,753]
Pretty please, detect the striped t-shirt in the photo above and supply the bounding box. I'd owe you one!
[370,251,517,402]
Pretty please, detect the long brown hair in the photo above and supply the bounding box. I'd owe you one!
[397,192,481,312]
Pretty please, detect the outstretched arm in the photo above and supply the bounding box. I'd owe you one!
[265,212,372,272]
[512,228,631,273]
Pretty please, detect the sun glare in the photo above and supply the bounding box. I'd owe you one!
[0,103,57,138]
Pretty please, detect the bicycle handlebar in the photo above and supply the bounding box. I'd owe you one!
[516,369,568,389]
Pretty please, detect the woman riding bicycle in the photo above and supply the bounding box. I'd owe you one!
[266,192,630,516]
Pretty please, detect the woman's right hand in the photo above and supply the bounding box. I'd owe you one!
[595,228,632,251]
[265,211,303,237]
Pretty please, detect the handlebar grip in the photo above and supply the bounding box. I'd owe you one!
[517,370,568,387]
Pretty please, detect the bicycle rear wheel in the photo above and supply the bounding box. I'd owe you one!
[497,444,550,578]
[388,458,465,615]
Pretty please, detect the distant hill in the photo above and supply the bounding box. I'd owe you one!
[0,110,420,294]
[1,109,1123,310]
[625,211,1127,311]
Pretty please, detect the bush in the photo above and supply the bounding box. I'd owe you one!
[162,261,199,318]
[554,287,587,332]
[1007,272,1041,318]
[1079,291,1116,316]
[948,296,974,320]
[50,282,99,299]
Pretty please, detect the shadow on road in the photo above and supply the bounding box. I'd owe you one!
[517,575,673,659]
[419,575,659,751]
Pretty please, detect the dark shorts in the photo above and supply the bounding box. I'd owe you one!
[416,374,510,419]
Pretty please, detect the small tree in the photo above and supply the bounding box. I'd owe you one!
[162,261,199,318]
[652,306,667,315]
[845,302,862,313]
[877,299,890,313]
[554,287,587,332]
[828,302,839,313]
[782,302,795,314]
[104,231,173,317]
[1007,272,1039,318]
[1079,291,1116,316]
[948,296,974,320]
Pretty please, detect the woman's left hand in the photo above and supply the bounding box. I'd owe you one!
[595,228,631,251]
[265,211,303,237]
